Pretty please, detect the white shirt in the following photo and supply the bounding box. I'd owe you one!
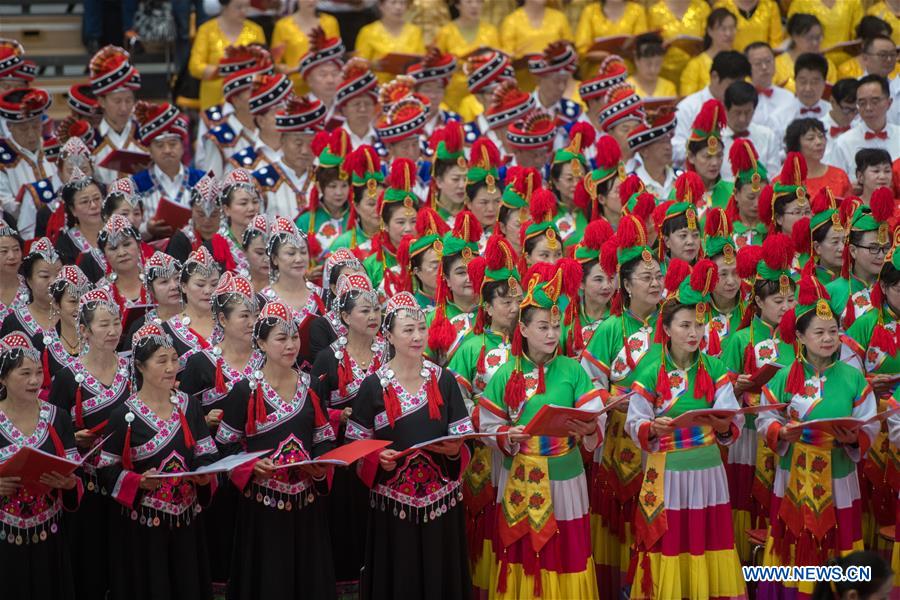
[137,163,189,228]
[632,156,679,200]
[92,118,145,186]
[259,161,312,220]
[0,137,59,241]
[672,87,714,168]
[825,121,900,183]
[720,122,780,181]
[753,85,796,139]
[198,112,257,177]
[787,98,831,124]
[341,123,379,149]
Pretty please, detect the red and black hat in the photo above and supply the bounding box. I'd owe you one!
[335,57,379,108]
[0,88,51,122]
[56,115,96,149]
[375,77,429,143]
[299,26,345,78]
[249,72,292,115]
[464,50,514,94]
[506,110,556,150]
[66,83,99,117]
[579,55,628,102]
[89,45,141,96]
[485,80,535,131]
[528,40,577,76]
[597,83,644,132]
[275,94,327,134]
[218,44,270,77]
[133,101,183,145]
[627,111,676,152]
[0,39,26,79]
[407,47,457,85]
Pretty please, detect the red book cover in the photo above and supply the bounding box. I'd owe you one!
[523,404,604,437]
[745,362,784,393]
[98,149,152,175]
[0,446,79,493]
[153,197,192,231]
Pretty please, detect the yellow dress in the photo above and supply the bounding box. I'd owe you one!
[354,21,426,83]
[271,14,341,96]
[188,18,267,111]
[627,75,678,99]
[500,7,573,92]
[867,2,900,46]
[680,51,713,97]
[787,0,864,64]
[574,2,648,78]
[434,20,501,113]
[647,0,711,89]
[714,0,784,52]
[774,51,838,92]
[457,94,485,123]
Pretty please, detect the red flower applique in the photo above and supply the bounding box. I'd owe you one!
[528,493,545,509]
[527,467,545,483]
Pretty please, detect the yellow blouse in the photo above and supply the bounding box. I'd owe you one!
[354,21,426,83]
[627,75,678,98]
[499,8,573,58]
[680,52,713,97]
[434,20,501,112]
[647,0,711,89]
[714,0,784,52]
[867,2,900,47]
[574,2,648,56]
[774,51,838,92]
[787,0,863,64]
[271,13,341,95]
[188,18,267,111]
[458,94,485,123]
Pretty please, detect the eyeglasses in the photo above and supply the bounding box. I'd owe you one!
[852,243,891,256]
[865,51,898,61]
[857,97,887,109]
[633,274,663,285]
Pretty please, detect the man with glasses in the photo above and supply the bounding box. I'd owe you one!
[821,78,859,141]
[827,74,900,182]
[744,42,796,138]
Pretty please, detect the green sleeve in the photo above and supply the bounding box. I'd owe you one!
[720,328,748,373]
[482,361,512,410]
[571,358,594,399]
[845,309,875,347]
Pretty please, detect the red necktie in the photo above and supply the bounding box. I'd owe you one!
[732,131,750,138]
[865,130,888,140]
[756,87,774,98]
[800,106,821,114]
[830,125,849,137]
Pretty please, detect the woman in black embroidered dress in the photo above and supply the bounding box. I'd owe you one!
[347,291,473,600]
[311,271,383,594]
[179,271,261,587]
[215,301,338,600]
[0,333,81,600]
[99,323,219,600]
[50,288,127,600]
[308,247,365,358]
[163,246,220,367]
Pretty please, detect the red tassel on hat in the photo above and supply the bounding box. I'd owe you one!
[177,405,195,449]
[609,290,622,316]
[308,388,328,427]
[74,383,85,429]
[504,368,526,413]
[871,321,897,356]
[473,305,486,335]
[785,359,806,395]
[427,370,443,421]
[427,311,456,357]
[215,357,227,395]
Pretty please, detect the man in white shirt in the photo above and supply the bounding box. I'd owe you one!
[254,94,326,220]
[87,45,145,186]
[744,42,796,138]
[130,101,204,240]
[673,51,751,167]
[336,57,384,156]
[787,53,831,123]
[0,87,59,241]
[819,78,859,142]
[720,81,780,181]
[827,74,900,182]
[626,111,680,200]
